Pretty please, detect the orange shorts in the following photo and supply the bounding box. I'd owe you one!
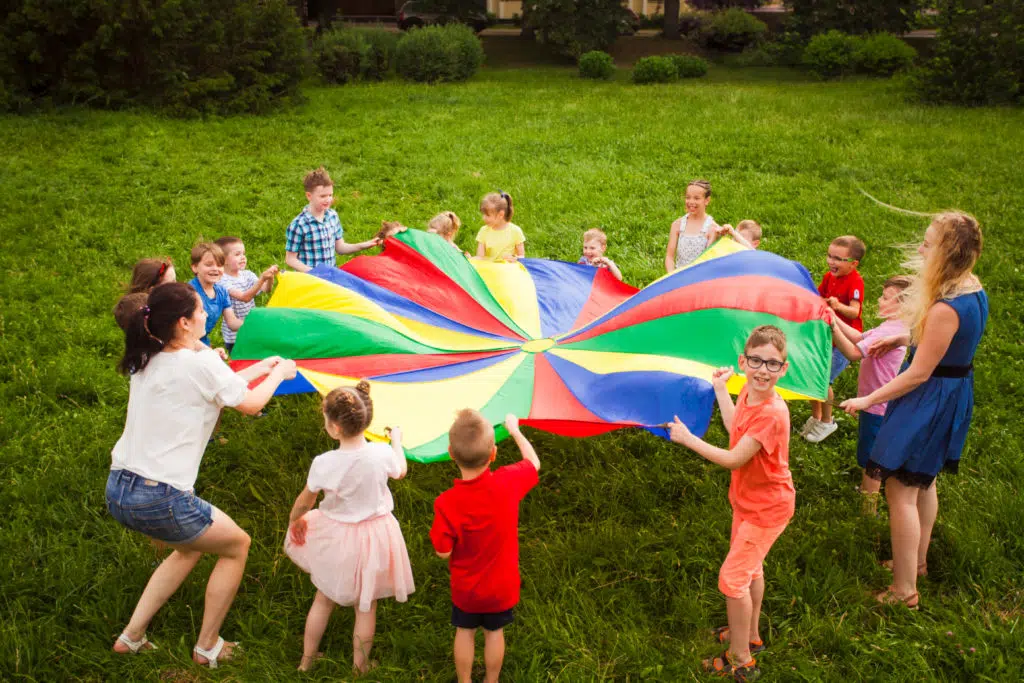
[718,515,788,599]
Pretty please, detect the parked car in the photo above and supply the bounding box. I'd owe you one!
[397,1,490,33]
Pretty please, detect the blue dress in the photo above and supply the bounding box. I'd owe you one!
[867,290,988,488]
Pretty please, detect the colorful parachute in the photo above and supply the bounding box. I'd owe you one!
[231,230,831,462]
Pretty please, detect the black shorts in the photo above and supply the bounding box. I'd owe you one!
[451,603,515,631]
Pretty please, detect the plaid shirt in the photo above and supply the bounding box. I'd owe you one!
[285,206,344,268]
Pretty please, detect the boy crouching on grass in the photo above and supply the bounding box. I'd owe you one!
[430,411,540,683]
[669,325,795,682]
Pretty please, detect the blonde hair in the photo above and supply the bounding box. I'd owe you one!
[303,166,333,192]
[736,220,762,242]
[582,228,607,247]
[323,381,373,438]
[428,211,461,240]
[745,325,787,360]
[831,235,866,262]
[190,242,225,267]
[448,409,494,468]
[901,211,983,342]
[480,191,513,220]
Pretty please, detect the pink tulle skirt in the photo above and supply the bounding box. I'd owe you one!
[284,509,415,612]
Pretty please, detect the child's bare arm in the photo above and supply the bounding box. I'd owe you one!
[711,368,736,432]
[669,417,761,471]
[336,237,381,255]
[664,220,681,274]
[476,242,487,259]
[595,256,623,281]
[285,251,311,273]
[831,319,864,362]
[505,414,540,472]
[832,315,865,344]
[828,298,862,320]
[229,267,277,303]
[287,487,319,546]
[387,426,408,480]
[223,307,243,332]
[514,242,526,258]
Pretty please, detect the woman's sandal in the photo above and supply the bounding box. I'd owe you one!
[875,586,920,610]
[881,559,928,577]
[114,632,157,654]
[193,636,237,668]
[702,650,761,681]
[712,626,766,654]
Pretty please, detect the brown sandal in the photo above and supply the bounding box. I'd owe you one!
[875,586,920,610]
[881,559,928,577]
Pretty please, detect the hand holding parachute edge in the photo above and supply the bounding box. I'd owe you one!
[668,415,693,445]
[711,367,734,392]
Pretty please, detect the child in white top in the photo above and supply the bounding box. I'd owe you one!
[665,179,719,272]
[285,381,413,674]
[214,236,277,353]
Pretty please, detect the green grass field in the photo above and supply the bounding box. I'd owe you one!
[2,66,1023,682]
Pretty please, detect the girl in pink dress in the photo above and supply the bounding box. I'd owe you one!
[285,381,414,673]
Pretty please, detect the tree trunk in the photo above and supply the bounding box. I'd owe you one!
[663,0,680,39]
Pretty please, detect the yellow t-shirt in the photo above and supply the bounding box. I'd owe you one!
[476,223,526,262]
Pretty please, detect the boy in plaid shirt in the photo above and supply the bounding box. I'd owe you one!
[284,167,379,272]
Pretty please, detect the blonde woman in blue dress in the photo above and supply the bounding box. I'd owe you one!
[664,179,721,273]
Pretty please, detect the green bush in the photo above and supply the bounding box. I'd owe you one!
[315,28,369,84]
[360,27,400,80]
[803,30,863,79]
[678,10,710,36]
[912,0,1023,105]
[632,56,678,84]
[578,50,616,79]
[668,54,709,78]
[395,24,484,83]
[789,0,920,36]
[522,0,627,59]
[699,8,767,52]
[856,33,916,76]
[0,0,307,115]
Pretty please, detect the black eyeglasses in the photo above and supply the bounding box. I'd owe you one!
[744,355,785,373]
[826,253,856,263]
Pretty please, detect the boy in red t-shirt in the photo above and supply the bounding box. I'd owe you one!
[669,325,795,682]
[430,411,540,683]
[802,235,866,444]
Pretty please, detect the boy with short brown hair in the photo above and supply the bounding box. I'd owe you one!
[430,411,540,683]
[578,228,623,281]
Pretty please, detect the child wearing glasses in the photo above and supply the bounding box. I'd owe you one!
[802,236,866,443]
[668,325,794,682]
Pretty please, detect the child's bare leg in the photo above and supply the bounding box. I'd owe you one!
[811,400,822,421]
[483,628,505,683]
[916,482,938,570]
[885,479,921,597]
[454,627,476,683]
[114,549,202,651]
[747,574,764,644]
[821,387,834,423]
[725,594,753,664]
[860,473,881,494]
[299,591,335,671]
[352,601,377,674]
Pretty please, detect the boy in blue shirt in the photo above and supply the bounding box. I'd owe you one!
[188,242,240,346]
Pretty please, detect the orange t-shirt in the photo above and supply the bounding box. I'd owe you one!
[727,386,795,528]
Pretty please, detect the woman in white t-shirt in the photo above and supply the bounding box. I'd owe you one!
[107,282,297,668]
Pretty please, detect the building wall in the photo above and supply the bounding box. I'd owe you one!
[486,0,666,20]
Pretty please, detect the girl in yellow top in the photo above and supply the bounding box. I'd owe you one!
[475,191,526,262]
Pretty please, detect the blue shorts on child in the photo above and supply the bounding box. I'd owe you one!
[857,412,885,468]
[829,346,850,384]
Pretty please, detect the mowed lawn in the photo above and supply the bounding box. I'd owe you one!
[2,67,1023,682]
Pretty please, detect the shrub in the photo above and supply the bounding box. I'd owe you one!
[688,0,766,8]
[522,0,627,59]
[632,55,678,84]
[640,13,664,29]
[668,54,709,78]
[912,0,1023,105]
[699,8,767,52]
[678,10,710,36]
[360,27,400,80]
[0,0,307,116]
[314,28,369,84]
[395,24,484,83]
[803,30,863,79]
[856,33,916,76]
[788,0,920,36]
[579,50,616,79]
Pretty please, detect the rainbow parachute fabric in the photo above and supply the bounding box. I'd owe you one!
[231,231,831,462]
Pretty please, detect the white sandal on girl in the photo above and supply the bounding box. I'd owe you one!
[193,636,236,668]
[115,632,156,653]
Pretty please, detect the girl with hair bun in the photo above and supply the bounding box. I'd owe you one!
[284,381,414,674]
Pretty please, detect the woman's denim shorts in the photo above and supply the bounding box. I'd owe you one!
[106,470,214,544]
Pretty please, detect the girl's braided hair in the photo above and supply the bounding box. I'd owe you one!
[323,380,373,437]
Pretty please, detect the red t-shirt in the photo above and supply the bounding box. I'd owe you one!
[430,460,539,613]
[728,387,795,528]
[818,270,865,331]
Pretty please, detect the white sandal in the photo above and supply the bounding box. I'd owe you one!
[193,636,236,669]
[116,632,156,653]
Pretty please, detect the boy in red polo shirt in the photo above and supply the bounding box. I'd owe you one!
[430,411,540,683]
[803,235,866,444]
[669,325,795,682]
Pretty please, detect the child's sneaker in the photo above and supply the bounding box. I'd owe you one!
[798,416,818,436]
[804,419,838,443]
[702,651,760,681]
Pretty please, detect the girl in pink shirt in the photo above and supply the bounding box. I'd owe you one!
[284,382,414,674]
[832,276,911,516]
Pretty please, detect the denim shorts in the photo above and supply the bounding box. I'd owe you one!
[829,345,851,384]
[106,470,214,544]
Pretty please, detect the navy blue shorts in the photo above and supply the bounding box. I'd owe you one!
[857,412,885,468]
[451,603,515,631]
[829,346,851,384]
[106,470,214,544]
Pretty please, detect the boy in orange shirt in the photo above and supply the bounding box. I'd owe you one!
[669,325,794,682]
